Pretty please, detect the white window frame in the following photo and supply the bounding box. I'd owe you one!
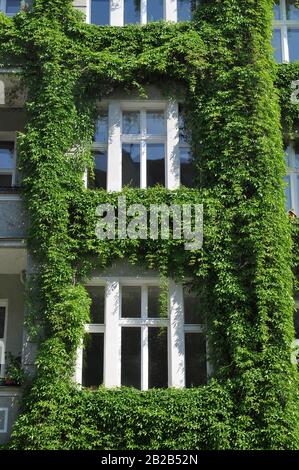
[285,142,299,214]
[0,408,8,433]
[0,300,8,379]
[90,99,180,191]
[75,277,207,390]
[274,0,299,63]
[86,0,201,26]
[0,134,17,188]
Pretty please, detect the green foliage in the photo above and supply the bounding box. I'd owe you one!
[0,0,298,450]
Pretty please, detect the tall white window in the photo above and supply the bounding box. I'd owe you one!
[76,278,207,390]
[273,1,299,62]
[89,99,187,191]
[0,301,8,379]
[284,142,299,213]
[88,0,199,25]
[0,141,16,189]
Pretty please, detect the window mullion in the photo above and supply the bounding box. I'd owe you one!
[141,286,148,390]
[166,0,177,22]
[282,24,290,62]
[110,0,124,26]
[141,0,147,24]
[141,110,147,188]
[104,279,121,387]
[168,280,185,388]
[166,99,180,189]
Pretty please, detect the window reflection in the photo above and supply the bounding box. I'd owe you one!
[147,0,164,22]
[91,0,110,26]
[124,0,141,24]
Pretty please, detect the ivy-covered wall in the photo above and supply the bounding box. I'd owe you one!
[0,0,298,450]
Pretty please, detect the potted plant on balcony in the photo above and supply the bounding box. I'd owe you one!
[3,353,24,386]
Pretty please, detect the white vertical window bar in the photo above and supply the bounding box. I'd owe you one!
[166,99,180,189]
[168,280,185,388]
[86,0,91,23]
[141,0,147,24]
[107,102,122,191]
[110,0,124,26]
[0,301,8,379]
[74,340,83,385]
[166,0,177,22]
[282,0,290,62]
[141,285,148,390]
[104,279,121,387]
[140,109,147,189]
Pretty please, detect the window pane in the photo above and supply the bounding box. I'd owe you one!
[295,307,299,338]
[121,327,141,389]
[177,0,192,22]
[6,0,20,14]
[295,142,299,169]
[286,0,299,20]
[284,175,292,211]
[185,332,206,387]
[296,175,299,211]
[147,0,164,22]
[0,307,5,338]
[89,151,107,190]
[179,107,189,144]
[148,327,168,388]
[288,29,299,62]
[183,287,203,324]
[180,147,194,188]
[272,29,282,63]
[148,286,162,318]
[147,143,165,187]
[0,143,14,169]
[124,0,141,24]
[94,113,108,142]
[121,286,141,318]
[0,175,13,188]
[146,111,165,135]
[273,0,281,20]
[122,144,140,187]
[82,333,104,388]
[86,286,105,324]
[91,0,110,25]
[122,111,140,134]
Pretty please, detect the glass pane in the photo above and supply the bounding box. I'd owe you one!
[0,174,13,188]
[124,0,141,24]
[177,0,192,22]
[148,327,168,388]
[122,111,140,134]
[148,286,161,318]
[285,145,291,167]
[295,142,299,168]
[86,286,105,324]
[0,143,14,169]
[0,307,5,338]
[6,0,20,14]
[122,144,140,187]
[179,107,189,144]
[272,29,282,63]
[121,286,141,318]
[296,175,299,211]
[146,111,165,135]
[273,0,281,20]
[94,113,108,142]
[146,143,165,187]
[288,29,299,62]
[185,332,207,387]
[284,175,292,211]
[295,308,299,338]
[180,147,194,188]
[89,151,107,190]
[82,333,104,388]
[121,327,141,389]
[147,0,164,22]
[184,287,203,324]
[286,0,299,20]
[91,0,110,25]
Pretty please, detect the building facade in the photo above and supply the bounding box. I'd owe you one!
[0,0,298,448]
